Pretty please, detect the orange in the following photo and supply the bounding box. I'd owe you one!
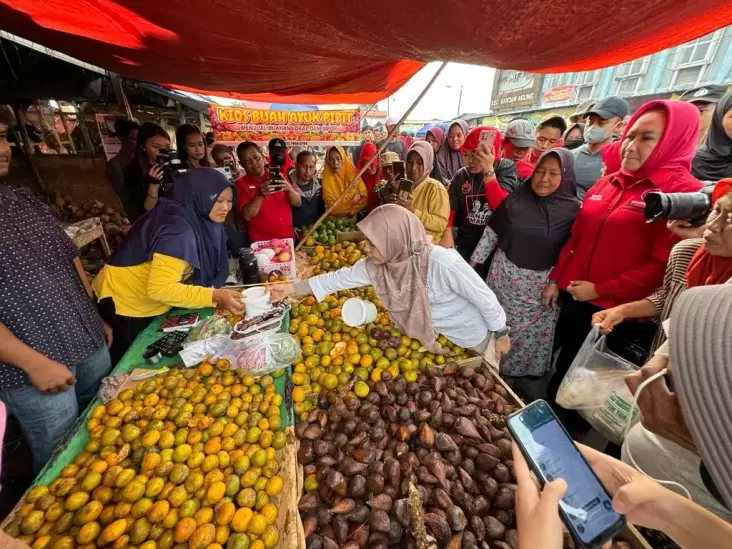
[291,388,305,403]
[319,355,331,367]
[359,355,373,368]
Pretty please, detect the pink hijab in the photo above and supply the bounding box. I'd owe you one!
[357,205,442,353]
[408,141,435,184]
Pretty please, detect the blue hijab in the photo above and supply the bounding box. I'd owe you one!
[111,168,234,287]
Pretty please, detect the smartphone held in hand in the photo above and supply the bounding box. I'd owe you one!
[479,129,496,153]
[507,400,626,549]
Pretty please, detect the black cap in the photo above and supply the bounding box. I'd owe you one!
[585,96,630,120]
[680,85,728,105]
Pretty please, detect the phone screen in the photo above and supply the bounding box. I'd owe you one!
[507,401,624,547]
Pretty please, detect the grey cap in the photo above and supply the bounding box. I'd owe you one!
[585,96,630,120]
[680,85,728,105]
[504,118,536,148]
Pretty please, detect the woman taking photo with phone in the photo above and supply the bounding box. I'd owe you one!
[122,122,171,222]
[94,169,243,362]
[396,141,450,243]
[445,126,518,260]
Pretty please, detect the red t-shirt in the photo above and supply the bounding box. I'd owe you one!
[235,171,294,243]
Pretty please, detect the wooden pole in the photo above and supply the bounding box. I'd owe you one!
[110,75,133,120]
[58,107,77,154]
[295,61,448,251]
[73,103,96,154]
[13,104,44,187]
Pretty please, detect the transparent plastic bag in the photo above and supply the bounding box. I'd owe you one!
[179,335,230,367]
[234,333,300,377]
[556,325,639,443]
[187,315,232,342]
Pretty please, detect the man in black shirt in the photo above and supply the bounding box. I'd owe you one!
[0,118,112,472]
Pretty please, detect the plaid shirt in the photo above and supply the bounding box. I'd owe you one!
[0,185,105,390]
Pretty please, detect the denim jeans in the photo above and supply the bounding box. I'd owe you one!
[0,345,112,473]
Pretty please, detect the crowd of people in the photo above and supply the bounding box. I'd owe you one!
[1,81,732,547]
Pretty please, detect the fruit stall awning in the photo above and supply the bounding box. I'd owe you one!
[1,0,731,104]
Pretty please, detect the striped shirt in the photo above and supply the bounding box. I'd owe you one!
[646,238,703,354]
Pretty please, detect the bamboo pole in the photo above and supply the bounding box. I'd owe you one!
[295,61,448,251]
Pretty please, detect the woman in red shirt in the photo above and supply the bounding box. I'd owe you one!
[542,100,703,403]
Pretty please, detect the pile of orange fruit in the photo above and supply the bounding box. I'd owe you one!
[5,361,289,549]
[287,254,471,421]
[306,241,366,276]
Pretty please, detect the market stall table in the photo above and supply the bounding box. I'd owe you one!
[1,306,294,518]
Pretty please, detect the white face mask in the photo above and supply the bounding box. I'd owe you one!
[583,123,617,145]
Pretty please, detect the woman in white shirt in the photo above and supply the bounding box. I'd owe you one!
[271,205,510,360]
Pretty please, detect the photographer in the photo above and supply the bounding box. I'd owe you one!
[122,122,171,221]
[235,141,301,242]
[593,180,732,354]
[94,169,243,363]
[176,123,211,168]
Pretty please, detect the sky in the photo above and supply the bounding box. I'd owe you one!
[376,62,496,122]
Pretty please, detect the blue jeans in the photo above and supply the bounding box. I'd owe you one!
[0,345,112,473]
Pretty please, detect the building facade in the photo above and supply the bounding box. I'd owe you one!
[477,26,732,129]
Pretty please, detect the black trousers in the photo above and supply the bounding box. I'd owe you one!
[97,298,155,365]
[547,291,657,404]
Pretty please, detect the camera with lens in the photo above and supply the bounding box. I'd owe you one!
[643,186,713,226]
[155,148,187,191]
[267,138,287,186]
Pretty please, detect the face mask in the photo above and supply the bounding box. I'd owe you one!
[583,124,614,144]
[564,139,584,150]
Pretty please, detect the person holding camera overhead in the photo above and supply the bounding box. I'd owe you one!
[545,100,703,405]
[176,124,211,168]
[93,168,244,363]
[235,140,301,243]
[322,145,368,216]
[122,122,171,222]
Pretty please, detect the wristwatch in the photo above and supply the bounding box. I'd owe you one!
[494,326,510,339]
[484,170,496,179]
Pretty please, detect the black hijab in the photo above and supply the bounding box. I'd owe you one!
[489,149,580,271]
[691,92,732,181]
[111,168,234,287]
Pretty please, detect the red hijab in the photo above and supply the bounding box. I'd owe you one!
[426,127,445,151]
[601,141,622,176]
[501,138,534,179]
[686,179,732,288]
[357,142,381,209]
[615,100,701,192]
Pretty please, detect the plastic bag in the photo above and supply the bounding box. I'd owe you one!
[179,335,230,367]
[187,315,232,342]
[556,325,639,444]
[234,333,301,377]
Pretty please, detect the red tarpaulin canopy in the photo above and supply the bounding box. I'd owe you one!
[2,0,731,104]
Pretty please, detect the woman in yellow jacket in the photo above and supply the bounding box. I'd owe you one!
[94,168,243,362]
[394,141,450,243]
[322,145,368,216]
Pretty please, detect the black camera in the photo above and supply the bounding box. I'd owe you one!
[643,187,713,226]
[267,138,287,185]
[155,148,187,191]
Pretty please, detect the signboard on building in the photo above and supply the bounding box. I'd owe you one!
[543,84,576,104]
[490,70,541,111]
[209,105,361,146]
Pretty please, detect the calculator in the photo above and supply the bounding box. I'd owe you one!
[145,331,189,358]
